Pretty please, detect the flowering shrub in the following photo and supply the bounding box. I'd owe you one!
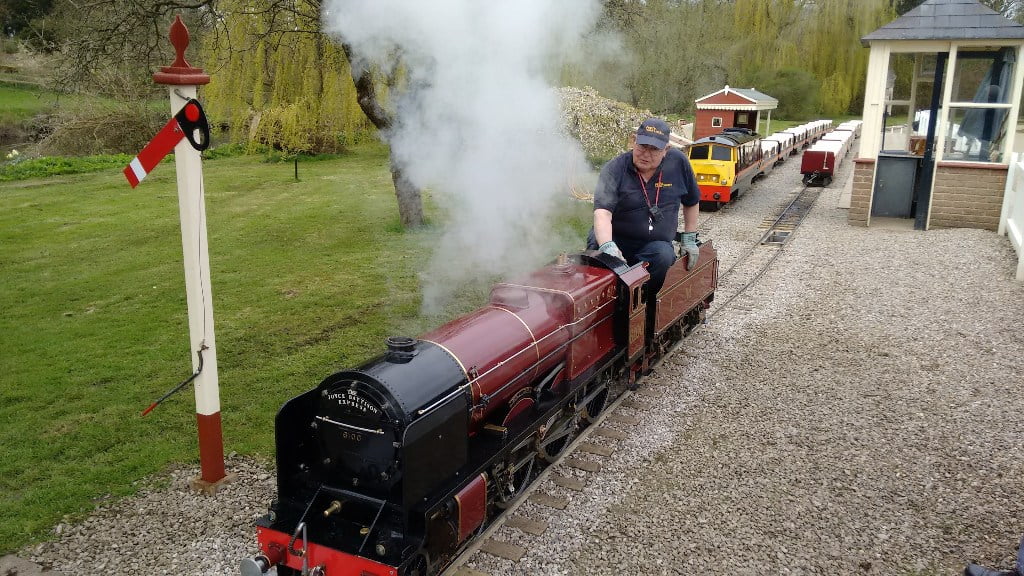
[559,86,652,167]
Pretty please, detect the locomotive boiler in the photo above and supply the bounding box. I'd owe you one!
[242,242,718,576]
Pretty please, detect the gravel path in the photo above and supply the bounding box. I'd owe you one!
[22,149,1024,576]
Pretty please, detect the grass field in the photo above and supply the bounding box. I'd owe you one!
[0,84,66,125]
[0,143,592,553]
[0,84,49,122]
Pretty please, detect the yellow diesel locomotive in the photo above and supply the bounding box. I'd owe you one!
[687,128,763,208]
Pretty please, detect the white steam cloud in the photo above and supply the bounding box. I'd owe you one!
[324,0,602,314]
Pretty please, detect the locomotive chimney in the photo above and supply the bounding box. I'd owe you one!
[554,252,572,274]
[385,336,418,362]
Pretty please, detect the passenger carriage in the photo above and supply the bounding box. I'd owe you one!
[759,139,783,174]
[762,133,796,159]
[804,120,833,143]
[781,125,811,150]
[833,120,863,139]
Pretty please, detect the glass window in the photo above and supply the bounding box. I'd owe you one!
[945,47,1015,163]
[736,112,749,124]
[712,117,723,127]
[711,146,732,161]
[882,103,913,152]
[944,107,1010,162]
[887,53,916,103]
[951,51,1013,104]
[689,145,709,160]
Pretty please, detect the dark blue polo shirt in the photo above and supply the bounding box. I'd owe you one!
[593,147,700,248]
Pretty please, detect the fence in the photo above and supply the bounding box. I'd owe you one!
[999,152,1024,281]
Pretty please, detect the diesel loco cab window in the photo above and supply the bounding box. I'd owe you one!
[689,145,709,160]
[711,146,732,161]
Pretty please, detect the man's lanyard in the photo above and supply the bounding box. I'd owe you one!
[637,169,663,232]
[637,170,663,209]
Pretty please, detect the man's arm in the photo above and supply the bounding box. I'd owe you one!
[681,203,698,233]
[594,208,614,246]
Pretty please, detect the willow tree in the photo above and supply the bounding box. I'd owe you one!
[730,0,807,82]
[203,0,424,228]
[729,0,893,116]
[795,0,890,115]
[591,0,737,114]
[203,0,371,155]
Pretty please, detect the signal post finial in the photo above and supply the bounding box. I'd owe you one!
[153,15,211,86]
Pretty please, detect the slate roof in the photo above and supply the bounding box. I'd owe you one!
[862,0,1024,46]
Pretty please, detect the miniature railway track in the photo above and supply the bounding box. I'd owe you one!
[707,183,821,322]
[441,182,825,576]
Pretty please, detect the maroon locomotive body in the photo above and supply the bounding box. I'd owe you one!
[243,243,718,576]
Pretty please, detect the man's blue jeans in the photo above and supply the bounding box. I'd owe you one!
[586,230,676,295]
[621,240,675,296]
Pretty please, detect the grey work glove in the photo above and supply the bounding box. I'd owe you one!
[679,232,699,270]
[598,241,625,261]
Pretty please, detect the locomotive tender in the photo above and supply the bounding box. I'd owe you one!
[242,243,719,576]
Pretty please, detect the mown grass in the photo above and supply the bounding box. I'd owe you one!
[0,84,61,125]
[0,83,133,126]
[0,142,591,553]
[0,154,134,181]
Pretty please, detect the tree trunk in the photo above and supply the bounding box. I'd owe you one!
[342,42,426,228]
[390,159,424,229]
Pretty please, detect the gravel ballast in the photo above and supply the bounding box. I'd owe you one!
[22,150,1024,575]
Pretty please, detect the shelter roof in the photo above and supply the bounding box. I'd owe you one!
[862,0,1024,46]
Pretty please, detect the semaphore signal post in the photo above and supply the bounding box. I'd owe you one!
[133,15,234,494]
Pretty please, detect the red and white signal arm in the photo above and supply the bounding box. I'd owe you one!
[124,98,210,188]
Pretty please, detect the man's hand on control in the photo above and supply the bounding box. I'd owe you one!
[598,241,624,261]
[680,232,699,270]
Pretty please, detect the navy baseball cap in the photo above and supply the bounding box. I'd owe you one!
[636,118,670,149]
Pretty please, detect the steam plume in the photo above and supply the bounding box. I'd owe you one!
[323,0,601,314]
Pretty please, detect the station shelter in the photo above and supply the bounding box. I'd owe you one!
[851,0,1024,230]
[693,86,779,140]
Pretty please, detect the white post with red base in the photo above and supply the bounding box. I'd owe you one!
[153,16,234,493]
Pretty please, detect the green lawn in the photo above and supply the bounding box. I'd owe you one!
[0,84,65,125]
[0,144,591,553]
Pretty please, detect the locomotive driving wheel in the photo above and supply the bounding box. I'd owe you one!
[495,448,536,509]
[536,409,578,463]
[580,385,609,425]
[403,552,430,576]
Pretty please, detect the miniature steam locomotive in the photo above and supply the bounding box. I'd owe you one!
[241,241,718,576]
